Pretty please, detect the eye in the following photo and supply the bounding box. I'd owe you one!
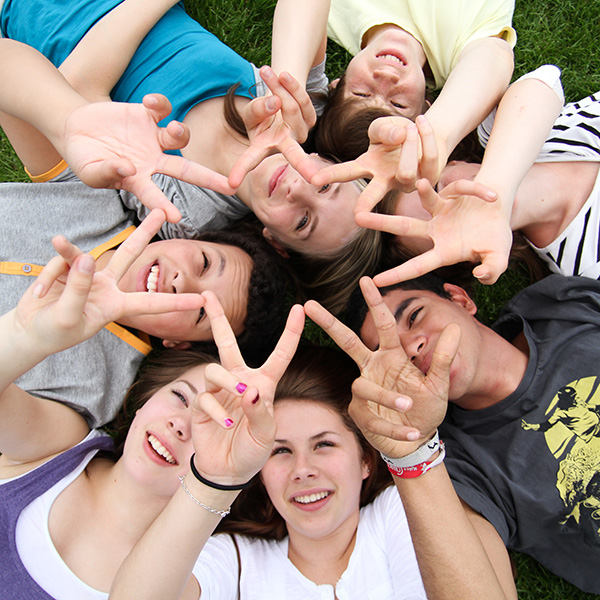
[315,440,335,450]
[408,307,423,328]
[318,183,331,194]
[171,388,189,407]
[196,307,206,325]
[271,446,291,456]
[200,252,210,276]
[353,92,369,98]
[391,101,404,109]
[296,213,309,231]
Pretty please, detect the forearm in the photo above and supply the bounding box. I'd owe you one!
[271,0,329,85]
[0,309,53,396]
[393,464,516,600]
[0,40,86,156]
[59,0,179,102]
[426,37,514,171]
[475,71,564,227]
[110,477,239,599]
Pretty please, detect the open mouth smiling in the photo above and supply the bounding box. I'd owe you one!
[292,491,331,505]
[147,433,177,465]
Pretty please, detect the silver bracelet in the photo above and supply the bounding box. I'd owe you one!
[380,430,442,469]
[179,475,231,518]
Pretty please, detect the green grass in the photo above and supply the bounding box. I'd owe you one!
[2,1,600,596]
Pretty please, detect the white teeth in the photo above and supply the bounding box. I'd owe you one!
[146,264,159,293]
[147,434,176,464]
[294,491,330,504]
[379,54,403,64]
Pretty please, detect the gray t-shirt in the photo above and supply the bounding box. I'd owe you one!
[440,275,600,594]
[1,167,251,427]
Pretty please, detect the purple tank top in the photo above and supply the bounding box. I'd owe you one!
[0,435,114,598]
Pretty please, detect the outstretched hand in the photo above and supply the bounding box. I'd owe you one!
[188,292,305,486]
[355,178,511,286]
[311,115,439,214]
[12,209,204,359]
[61,94,235,222]
[305,277,459,457]
[228,66,318,188]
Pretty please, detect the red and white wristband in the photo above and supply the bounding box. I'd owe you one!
[380,430,445,479]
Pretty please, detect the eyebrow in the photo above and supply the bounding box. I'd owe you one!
[393,297,418,322]
[217,248,226,276]
[178,379,199,395]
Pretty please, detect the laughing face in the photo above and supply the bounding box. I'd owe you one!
[260,399,369,543]
[245,154,362,254]
[115,239,252,344]
[343,27,428,121]
[122,365,206,496]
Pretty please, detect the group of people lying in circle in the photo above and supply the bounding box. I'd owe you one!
[1,0,600,598]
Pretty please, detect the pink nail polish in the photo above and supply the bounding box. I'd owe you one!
[236,383,248,394]
[252,393,260,405]
[224,418,234,428]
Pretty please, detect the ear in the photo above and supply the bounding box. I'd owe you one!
[361,459,371,480]
[330,77,340,90]
[443,283,477,316]
[262,227,290,258]
[162,339,192,350]
[422,98,432,114]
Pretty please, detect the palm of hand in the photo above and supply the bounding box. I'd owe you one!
[425,189,513,279]
[63,102,169,190]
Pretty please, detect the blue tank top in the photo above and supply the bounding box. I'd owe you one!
[0,0,257,125]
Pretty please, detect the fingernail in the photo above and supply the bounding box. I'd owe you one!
[78,254,94,274]
[395,397,410,411]
[32,283,43,299]
[117,167,131,178]
[265,97,277,111]
[236,383,248,394]
[251,393,260,405]
[281,72,292,83]
[407,431,420,441]
[224,418,234,428]
[145,95,158,106]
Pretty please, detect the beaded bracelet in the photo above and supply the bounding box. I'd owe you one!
[189,454,252,491]
[179,475,231,517]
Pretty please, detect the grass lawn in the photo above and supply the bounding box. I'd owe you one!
[2,0,600,597]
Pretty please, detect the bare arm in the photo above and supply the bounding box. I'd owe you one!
[271,0,329,85]
[59,0,179,102]
[425,37,514,179]
[392,465,516,599]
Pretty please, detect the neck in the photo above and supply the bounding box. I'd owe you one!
[286,513,359,586]
[87,458,172,542]
[454,328,529,411]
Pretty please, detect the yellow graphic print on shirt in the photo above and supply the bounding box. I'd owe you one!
[521,377,600,547]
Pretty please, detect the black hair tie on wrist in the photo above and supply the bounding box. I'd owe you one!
[189,454,252,490]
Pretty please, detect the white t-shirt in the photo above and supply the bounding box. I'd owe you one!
[193,486,427,600]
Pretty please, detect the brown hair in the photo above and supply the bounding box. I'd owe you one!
[106,348,218,457]
[216,344,392,541]
[311,74,396,162]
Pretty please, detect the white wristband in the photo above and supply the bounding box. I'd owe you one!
[380,430,441,469]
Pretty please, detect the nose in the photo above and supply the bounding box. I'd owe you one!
[172,271,203,295]
[285,174,314,206]
[399,331,426,363]
[292,453,318,481]
[373,68,400,86]
[168,415,190,441]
